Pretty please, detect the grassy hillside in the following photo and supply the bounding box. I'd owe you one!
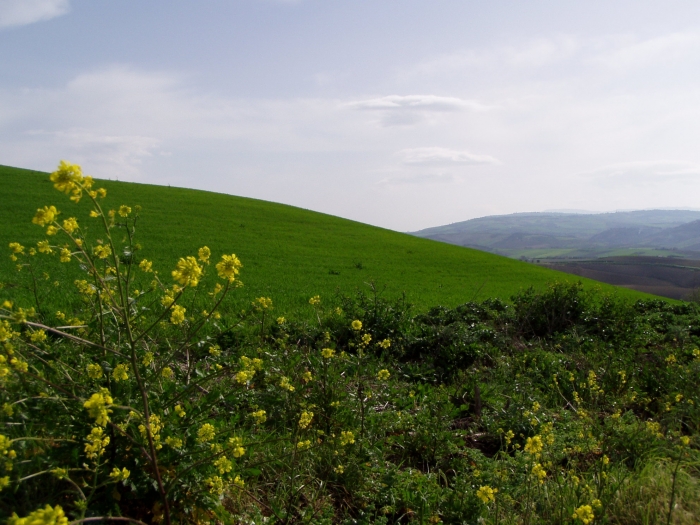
[0,164,656,314]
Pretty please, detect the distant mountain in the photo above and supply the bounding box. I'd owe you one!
[411,210,700,259]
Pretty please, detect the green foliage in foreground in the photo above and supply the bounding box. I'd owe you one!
[0,164,655,319]
[0,164,698,524]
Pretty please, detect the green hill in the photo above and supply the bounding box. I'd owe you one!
[0,164,658,314]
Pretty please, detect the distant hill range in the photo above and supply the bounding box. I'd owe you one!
[411,210,700,300]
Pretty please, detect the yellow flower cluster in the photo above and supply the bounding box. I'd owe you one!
[32,206,59,227]
[377,369,390,381]
[531,463,547,483]
[321,348,335,359]
[112,363,129,382]
[109,467,131,481]
[84,427,110,460]
[339,431,355,446]
[214,456,233,474]
[298,411,314,429]
[309,295,321,306]
[251,409,267,424]
[351,320,362,331]
[165,436,183,449]
[93,244,111,259]
[253,296,273,310]
[139,259,153,272]
[172,256,203,287]
[86,363,103,379]
[379,338,391,349]
[8,504,69,525]
[229,436,246,457]
[206,475,225,495]
[297,440,311,450]
[83,388,113,426]
[198,423,216,443]
[174,405,186,418]
[216,254,242,283]
[572,505,595,524]
[524,435,543,455]
[138,414,164,450]
[170,305,186,325]
[29,329,47,343]
[279,376,295,392]
[476,485,498,504]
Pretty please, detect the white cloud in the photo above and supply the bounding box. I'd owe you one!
[347,95,491,127]
[377,172,459,186]
[348,95,488,112]
[579,160,700,185]
[0,0,70,28]
[592,33,700,71]
[398,147,499,166]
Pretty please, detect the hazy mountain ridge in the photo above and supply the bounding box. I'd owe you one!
[411,210,700,256]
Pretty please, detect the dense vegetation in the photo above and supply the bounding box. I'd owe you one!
[0,163,697,524]
[0,164,653,319]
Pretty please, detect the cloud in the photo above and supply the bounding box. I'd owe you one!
[346,95,490,126]
[592,33,700,71]
[398,147,499,166]
[0,0,70,28]
[348,95,488,112]
[579,161,700,185]
[377,172,459,186]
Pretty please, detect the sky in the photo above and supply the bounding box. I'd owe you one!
[2,0,700,231]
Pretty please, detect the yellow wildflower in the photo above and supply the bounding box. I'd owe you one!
[279,376,295,391]
[251,409,267,424]
[8,243,24,255]
[334,465,344,474]
[351,320,362,331]
[84,427,110,460]
[299,411,314,429]
[32,205,59,227]
[339,431,355,446]
[139,259,153,272]
[83,388,113,426]
[161,367,174,379]
[197,246,211,263]
[206,475,224,495]
[93,245,111,259]
[174,405,186,418]
[524,435,543,455]
[309,295,321,306]
[297,440,312,450]
[37,240,53,254]
[7,504,69,525]
[89,210,100,218]
[476,485,497,504]
[109,467,130,481]
[379,338,391,349]
[172,256,203,287]
[142,352,154,366]
[62,217,79,234]
[277,316,286,325]
[216,254,243,282]
[531,463,547,483]
[208,344,221,357]
[361,333,372,346]
[233,475,245,488]
[572,505,595,524]
[321,348,335,359]
[170,305,186,325]
[112,364,129,382]
[377,369,390,381]
[213,456,233,475]
[253,296,273,310]
[29,330,47,343]
[197,423,216,443]
[118,205,131,217]
[165,436,182,449]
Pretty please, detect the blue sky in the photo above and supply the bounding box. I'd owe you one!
[2,0,700,230]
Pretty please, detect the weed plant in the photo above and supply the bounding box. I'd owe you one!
[0,163,698,524]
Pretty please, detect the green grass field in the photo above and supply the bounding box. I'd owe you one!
[0,164,658,314]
